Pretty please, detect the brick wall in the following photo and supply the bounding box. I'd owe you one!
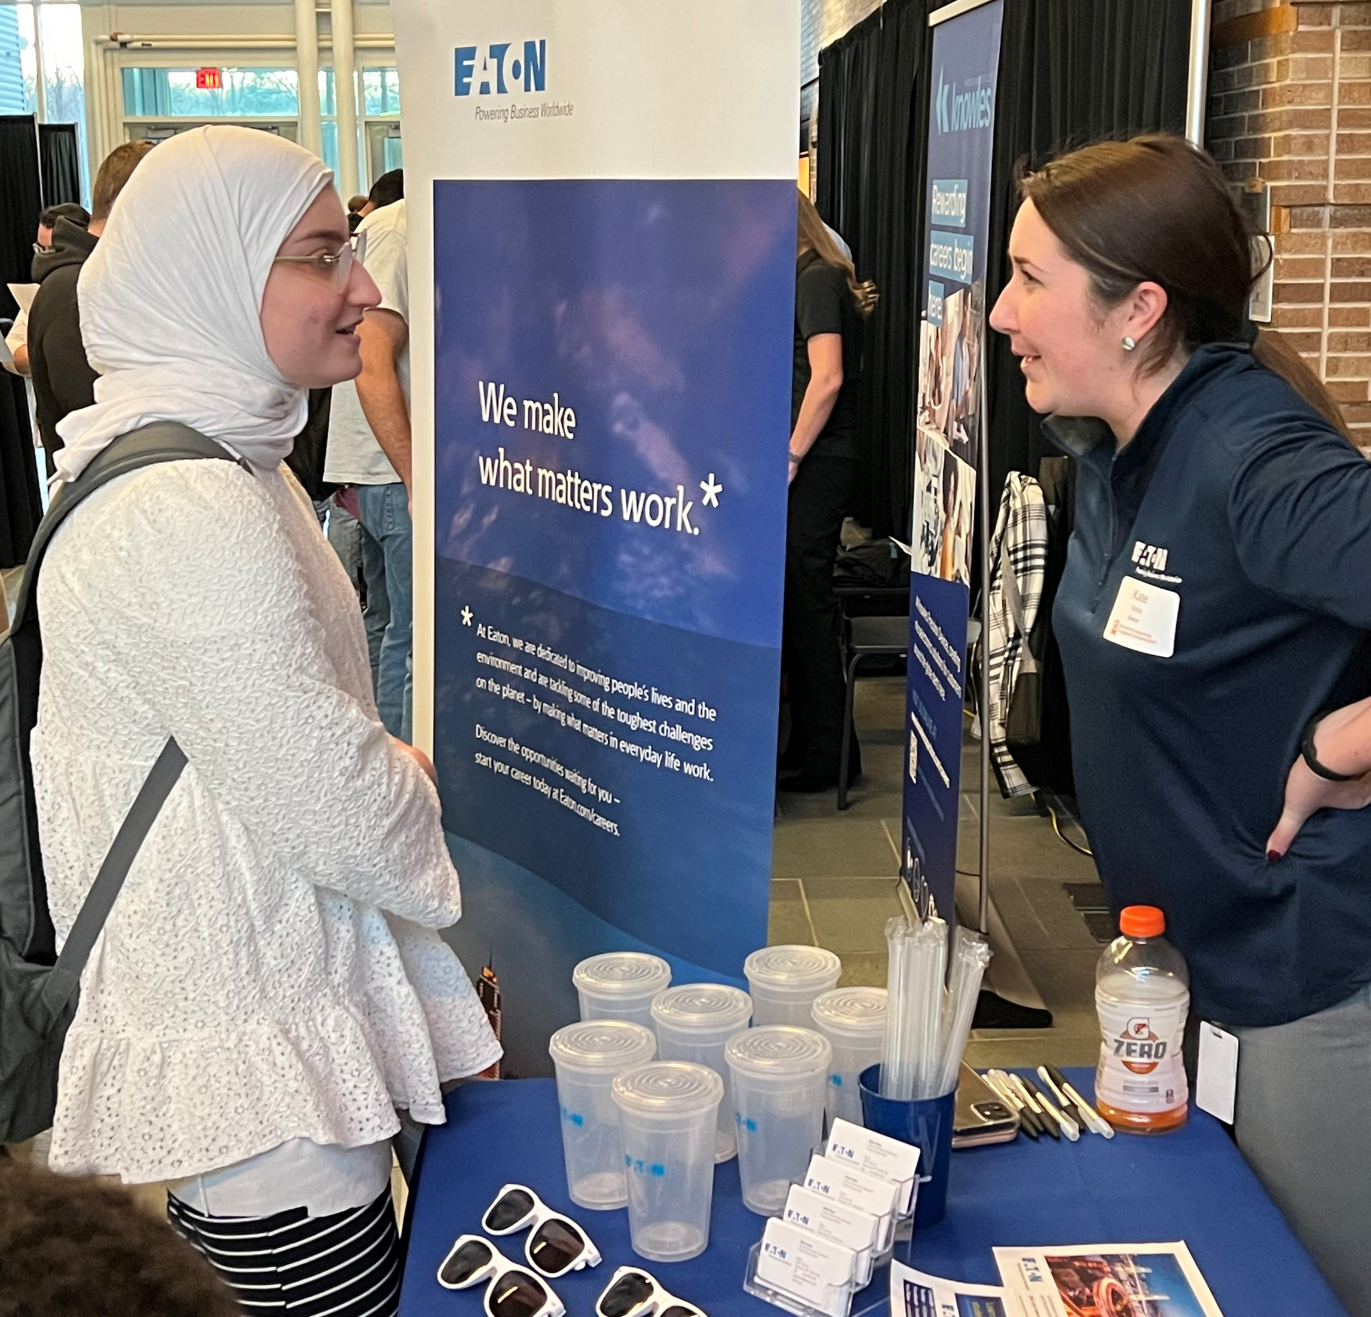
[1207,0,1371,444]
[802,0,884,157]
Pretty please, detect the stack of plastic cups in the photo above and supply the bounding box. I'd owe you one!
[650,984,753,1163]
[725,1026,833,1215]
[548,1020,657,1210]
[573,952,672,1027]
[744,946,842,1027]
[612,1061,724,1263]
[811,986,887,1128]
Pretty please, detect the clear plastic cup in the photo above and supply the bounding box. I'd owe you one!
[650,984,753,1164]
[744,945,842,1027]
[549,1020,657,1210]
[812,987,887,1128]
[612,1061,724,1263]
[726,1026,833,1215]
[574,952,672,1027]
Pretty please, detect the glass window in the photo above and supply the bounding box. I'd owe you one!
[40,2,88,197]
[0,3,36,115]
[121,66,299,118]
[321,120,339,179]
[362,67,399,117]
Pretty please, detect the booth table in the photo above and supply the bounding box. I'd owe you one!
[399,1071,1348,1317]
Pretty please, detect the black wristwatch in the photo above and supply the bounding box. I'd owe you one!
[1300,715,1360,782]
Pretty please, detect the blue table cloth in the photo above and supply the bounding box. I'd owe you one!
[399,1070,1348,1316]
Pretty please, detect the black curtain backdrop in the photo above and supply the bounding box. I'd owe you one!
[0,115,42,324]
[816,0,930,540]
[0,374,42,568]
[39,124,82,208]
[985,0,1192,501]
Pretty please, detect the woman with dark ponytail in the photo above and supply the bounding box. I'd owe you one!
[779,192,876,792]
[990,135,1370,1316]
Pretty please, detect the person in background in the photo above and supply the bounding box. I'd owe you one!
[359,167,403,219]
[347,190,369,233]
[989,134,1371,1317]
[3,202,90,378]
[779,190,876,794]
[27,143,153,476]
[326,190,414,738]
[0,1162,241,1317]
[35,125,498,1316]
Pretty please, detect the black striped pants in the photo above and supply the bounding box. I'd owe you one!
[167,1185,402,1316]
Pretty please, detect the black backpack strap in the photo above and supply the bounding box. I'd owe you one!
[9,421,245,634]
[9,422,243,999]
[40,738,188,1014]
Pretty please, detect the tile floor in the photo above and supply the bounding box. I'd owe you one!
[770,675,1104,1070]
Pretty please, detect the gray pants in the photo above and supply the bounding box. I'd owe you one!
[1234,984,1371,1316]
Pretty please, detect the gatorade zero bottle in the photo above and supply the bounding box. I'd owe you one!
[1094,905,1189,1133]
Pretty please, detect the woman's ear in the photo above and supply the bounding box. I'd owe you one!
[1122,281,1169,345]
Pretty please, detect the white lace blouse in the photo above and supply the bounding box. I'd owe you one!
[31,456,500,1184]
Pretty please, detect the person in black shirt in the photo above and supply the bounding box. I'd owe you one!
[779,192,876,793]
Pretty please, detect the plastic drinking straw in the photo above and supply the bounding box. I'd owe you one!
[932,926,992,1097]
[881,916,914,1099]
[908,915,948,1098]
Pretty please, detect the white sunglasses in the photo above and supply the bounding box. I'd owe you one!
[481,1183,602,1278]
[595,1265,708,1317]
[436,1235,565,1317]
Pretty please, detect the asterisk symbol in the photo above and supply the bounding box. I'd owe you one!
[700,473,723,508]
[461,606,473,626]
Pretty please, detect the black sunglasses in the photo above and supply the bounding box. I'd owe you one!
[596,1266,707,1317]
[437,1235,565,1317]
[481,1183,601,1278]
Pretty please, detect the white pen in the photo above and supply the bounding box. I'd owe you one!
[998,1071,1060,1141]
[1061,1078,1115,1139]
[1023,1076,1080,1141]
[1037,1066,1079,1118]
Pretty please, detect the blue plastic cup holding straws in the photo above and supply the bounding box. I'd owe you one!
[858,1064,955,1227]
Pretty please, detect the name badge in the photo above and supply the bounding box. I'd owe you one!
[1103,576,1179,658]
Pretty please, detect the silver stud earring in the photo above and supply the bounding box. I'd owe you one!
[1122,335,1136,352]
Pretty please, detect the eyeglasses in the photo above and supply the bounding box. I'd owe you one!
[436,1236,565,1317]
[481,1184,601,1278]
[595,1266,708,1317]
[272,229,367,291]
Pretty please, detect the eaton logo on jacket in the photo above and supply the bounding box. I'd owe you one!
[935,68,993,134]
[455,40,547,96]
[1132,541,1169,573]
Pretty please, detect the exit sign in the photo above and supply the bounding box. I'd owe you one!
[195,67,222,90]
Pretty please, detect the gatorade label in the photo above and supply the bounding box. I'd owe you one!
[1095,995,1189,1113]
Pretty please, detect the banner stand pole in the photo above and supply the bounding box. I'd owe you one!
[976,361,991,936]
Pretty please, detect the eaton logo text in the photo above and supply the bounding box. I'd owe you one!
[455,40,547,96]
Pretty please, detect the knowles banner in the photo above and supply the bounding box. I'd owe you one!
[903,0,1003,922]
[392,0,799,1073]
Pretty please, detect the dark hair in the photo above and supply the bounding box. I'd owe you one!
[1022,134,1349,438]
[367,168,404,210]
[0,1162,240,1316]
[91,140,155,224]
[39,202,90,231]
[796,189,878,315]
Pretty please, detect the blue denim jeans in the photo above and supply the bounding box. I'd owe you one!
[356,482,413,741]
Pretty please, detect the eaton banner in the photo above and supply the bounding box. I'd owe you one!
[393,0,799,1074]
[904,0,1003,921]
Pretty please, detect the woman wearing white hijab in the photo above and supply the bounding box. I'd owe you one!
[31,126,499,1315]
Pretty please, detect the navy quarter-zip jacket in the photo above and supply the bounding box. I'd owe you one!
[1049,343,1371,1026]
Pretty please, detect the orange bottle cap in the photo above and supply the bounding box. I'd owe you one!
[1119,905,1165,938]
